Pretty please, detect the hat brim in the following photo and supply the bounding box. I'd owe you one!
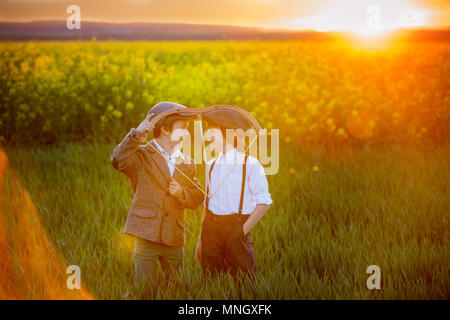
[166,113,198,121]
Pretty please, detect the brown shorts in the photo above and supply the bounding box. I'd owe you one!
[200,209,257,277]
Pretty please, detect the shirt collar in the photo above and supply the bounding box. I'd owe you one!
[152,139,185,160]
[217,147,242,164]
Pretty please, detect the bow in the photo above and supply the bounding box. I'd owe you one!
[145,104,262,199]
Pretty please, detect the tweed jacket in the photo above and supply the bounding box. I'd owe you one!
[110,128,203,247]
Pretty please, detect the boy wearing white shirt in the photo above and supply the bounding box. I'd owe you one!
[196,122,273,277]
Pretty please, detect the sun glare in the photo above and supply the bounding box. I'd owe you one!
[281,0,429,36]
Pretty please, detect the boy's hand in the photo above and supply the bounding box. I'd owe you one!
[136,113,156,135]
[242,222,250,236]
[193,176,201,186]
[168,178,183,198]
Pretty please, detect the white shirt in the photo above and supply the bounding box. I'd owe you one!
[151,139,185,177]
[205,148,272,215]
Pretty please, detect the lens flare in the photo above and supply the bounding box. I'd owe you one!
[0,147,93,300]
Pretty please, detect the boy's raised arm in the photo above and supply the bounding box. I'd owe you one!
[110,114,154,176]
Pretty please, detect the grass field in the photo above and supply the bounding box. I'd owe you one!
[3,142,449,299]
[1,40,449,299]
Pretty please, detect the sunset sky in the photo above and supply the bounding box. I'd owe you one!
[0,0,449,31]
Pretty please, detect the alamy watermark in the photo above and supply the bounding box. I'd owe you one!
[366,5,382,31]
[67,265,81,289]
[366,265,381,290]
[170,122,279,175]
[66,5,81,30]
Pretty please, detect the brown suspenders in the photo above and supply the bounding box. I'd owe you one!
[206,153,249,214]
[238,154,249,214]
[205,159,216,210]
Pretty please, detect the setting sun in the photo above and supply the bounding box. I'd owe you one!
[280,0,429,35]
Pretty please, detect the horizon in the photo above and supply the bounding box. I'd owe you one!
[1,19,449,32]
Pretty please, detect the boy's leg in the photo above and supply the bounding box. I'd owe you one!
[134,237,161,291]
[159,245,184,283]
[200,213,228,276]
[224,217,257,276]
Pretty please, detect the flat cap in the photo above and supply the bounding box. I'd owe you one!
[147,101,197,126]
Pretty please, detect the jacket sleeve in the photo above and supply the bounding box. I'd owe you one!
[110,128,144,177]
[176,163,204,210]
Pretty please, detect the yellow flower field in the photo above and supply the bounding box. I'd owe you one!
[1,41,449,147]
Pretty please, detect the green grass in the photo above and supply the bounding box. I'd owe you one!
[3,142,449,299]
